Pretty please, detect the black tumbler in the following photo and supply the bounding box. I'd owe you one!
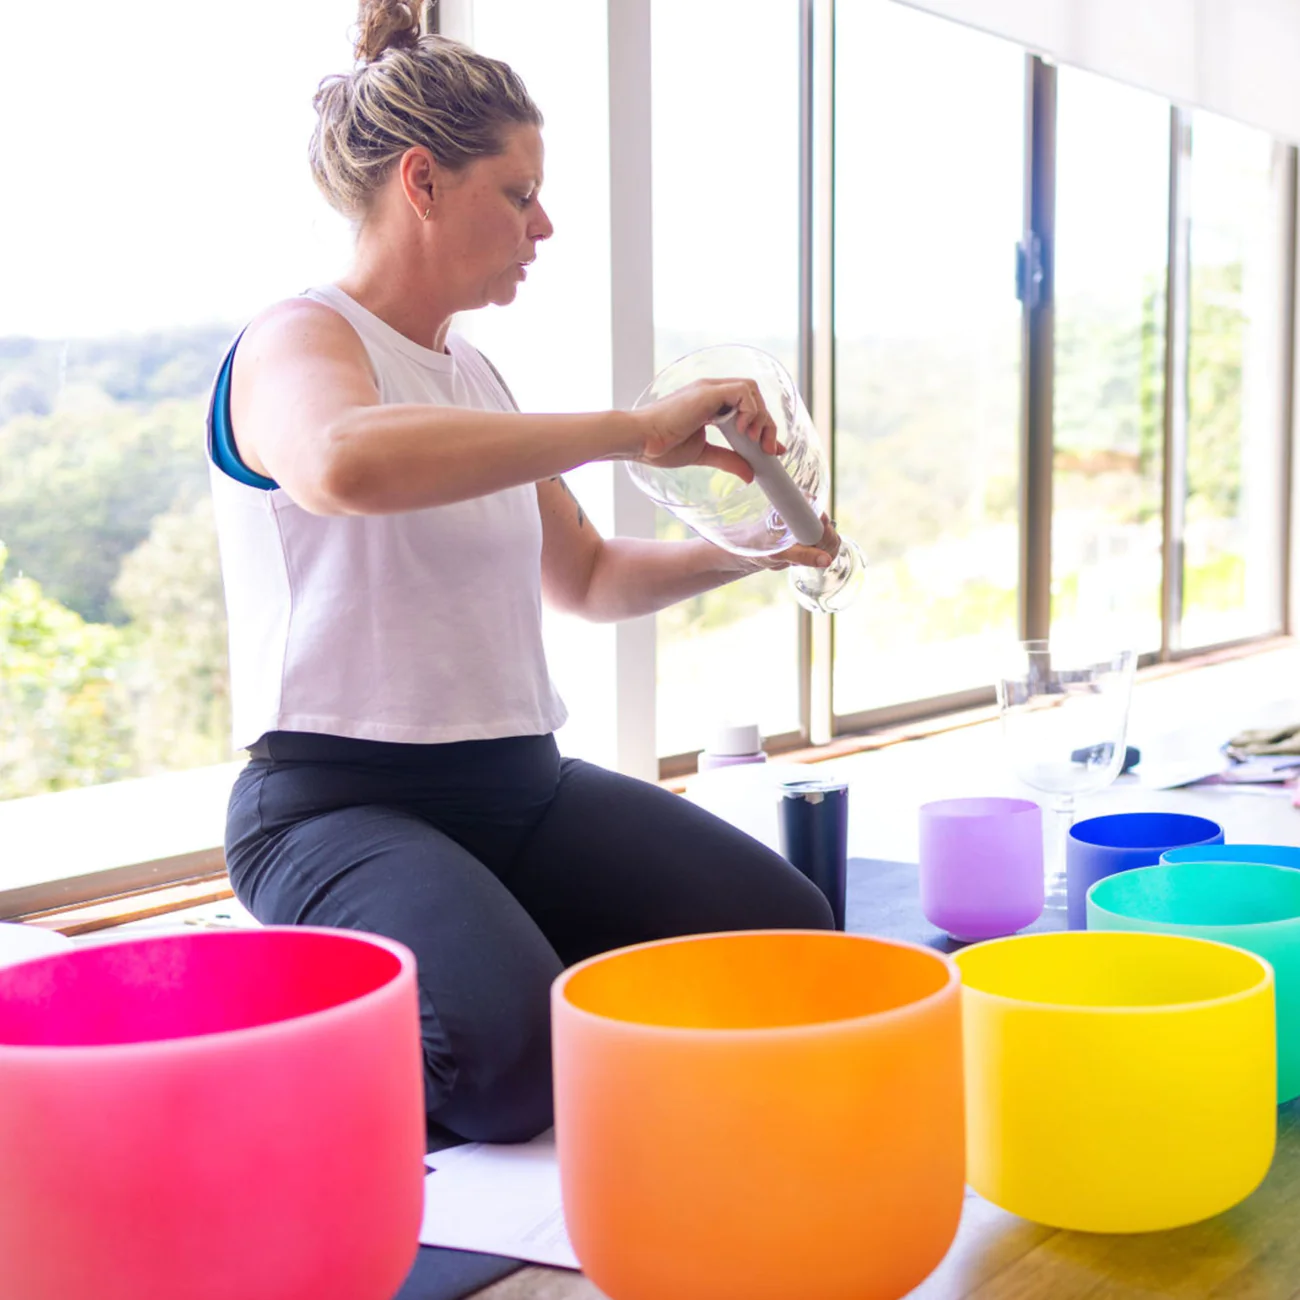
[777,777,849,930]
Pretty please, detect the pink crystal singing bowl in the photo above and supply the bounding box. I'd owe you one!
[0,927,425,1300]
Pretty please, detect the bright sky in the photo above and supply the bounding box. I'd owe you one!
[0,0,358,339]
[0,0,1272,350]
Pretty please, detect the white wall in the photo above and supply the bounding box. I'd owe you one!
[895,0,1300,145]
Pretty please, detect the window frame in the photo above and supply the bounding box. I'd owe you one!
[1,849,228,926]
[4,2,1298,900]
[656,15,1300,773]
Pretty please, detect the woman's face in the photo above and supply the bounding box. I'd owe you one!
[434,124,553,309]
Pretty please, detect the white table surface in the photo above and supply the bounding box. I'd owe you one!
[682,644,1300,865]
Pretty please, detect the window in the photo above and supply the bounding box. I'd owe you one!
[1181,112,1290,649]
[1051,69,1168,654]
[0,1,356,811]
[647,0,803,759]
[3,2,1295,908]
[831,4,1024,719]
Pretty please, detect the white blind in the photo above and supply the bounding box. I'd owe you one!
[894,0,1300,143]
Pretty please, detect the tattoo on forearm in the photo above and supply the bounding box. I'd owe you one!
[550,475,585,528]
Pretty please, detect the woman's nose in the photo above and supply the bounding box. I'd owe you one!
[530,201,554,241]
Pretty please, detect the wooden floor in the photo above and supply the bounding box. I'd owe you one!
[471,1102,1300,1300]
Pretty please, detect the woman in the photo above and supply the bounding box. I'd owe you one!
[213,0,837,1143]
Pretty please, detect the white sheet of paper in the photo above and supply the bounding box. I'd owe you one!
[1137,756,1228,790]
[419,1130,579,1270]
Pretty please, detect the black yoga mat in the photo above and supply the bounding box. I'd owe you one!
[393,1243,524,1300]
[843,855,1068,952]
[394,1124,527,1300]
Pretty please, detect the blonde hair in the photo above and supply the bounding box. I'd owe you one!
[310,0,543,220]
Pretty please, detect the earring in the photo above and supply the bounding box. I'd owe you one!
[421,207,431,221]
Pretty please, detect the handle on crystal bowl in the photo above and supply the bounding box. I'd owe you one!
[714,409,825,545]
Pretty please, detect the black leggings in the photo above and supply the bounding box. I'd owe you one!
[225,731,833,1142]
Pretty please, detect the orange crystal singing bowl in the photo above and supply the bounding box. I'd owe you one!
[0,927,426,1300]
[552,930,965,1300]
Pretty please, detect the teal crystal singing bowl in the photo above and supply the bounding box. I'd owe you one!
[1088,860,1300,1103]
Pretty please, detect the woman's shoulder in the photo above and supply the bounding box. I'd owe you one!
[236,294,370,372]
[243,293,351,344]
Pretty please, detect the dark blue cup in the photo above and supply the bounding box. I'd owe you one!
[777,777,849,930]
[1067,812,1224,930]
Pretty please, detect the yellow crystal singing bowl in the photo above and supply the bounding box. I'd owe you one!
[955,930,1276,1233]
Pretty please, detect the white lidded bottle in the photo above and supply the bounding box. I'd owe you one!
[698,721,768,773]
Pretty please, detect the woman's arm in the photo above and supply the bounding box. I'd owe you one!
[229,299,778,516]
[538,476,838,623]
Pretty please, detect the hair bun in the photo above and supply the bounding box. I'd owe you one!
[354,0,423,64]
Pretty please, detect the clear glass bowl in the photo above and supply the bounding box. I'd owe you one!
[628,344,865,614]
[996,641,1138,911]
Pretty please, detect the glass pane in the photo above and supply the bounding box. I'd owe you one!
[651,0,801,757]
[1182,113,1288,648]
[0,1,355,801]
[832,5,1023,717]
[461,0,619,768]
[1051,69,1168,655]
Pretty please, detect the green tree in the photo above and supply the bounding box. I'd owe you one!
[112,496,232,774]
[0,326,231,413]
[0,543,133,798]
[1187,260,1245,519]
[0,396,210,624]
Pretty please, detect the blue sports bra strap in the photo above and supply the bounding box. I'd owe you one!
[208,330,279,491]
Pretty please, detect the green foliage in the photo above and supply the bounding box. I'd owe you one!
[1051,571,1081,623]
[1187,261,1246,518]
[0,327,232,415]
[1138,283,1165,489]
[113,496,231,774]
[1052,274,1165,533]
[0,397,210,625]
[832,334,1021,566]
[866,557,1018,642]
[659,565,789,640]
[0,544,134,796]
[1055,285,1162,462]
[655,255,1253,661]
[1184,550,1246,615]
[0,325,231,799]
[0,260,1267,797]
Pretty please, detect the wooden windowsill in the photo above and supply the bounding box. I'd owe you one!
[12,635,1297,934]
[25,876,236,938]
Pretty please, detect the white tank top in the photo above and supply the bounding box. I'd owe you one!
[209,283,568,750]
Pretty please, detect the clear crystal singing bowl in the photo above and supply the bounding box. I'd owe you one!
[628,345,866,614]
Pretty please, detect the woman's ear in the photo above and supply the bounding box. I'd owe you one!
[398,146,439,221]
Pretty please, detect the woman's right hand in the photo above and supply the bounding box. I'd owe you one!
[629,378,783,481]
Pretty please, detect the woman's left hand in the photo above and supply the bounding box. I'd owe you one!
[749,514,841,571]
